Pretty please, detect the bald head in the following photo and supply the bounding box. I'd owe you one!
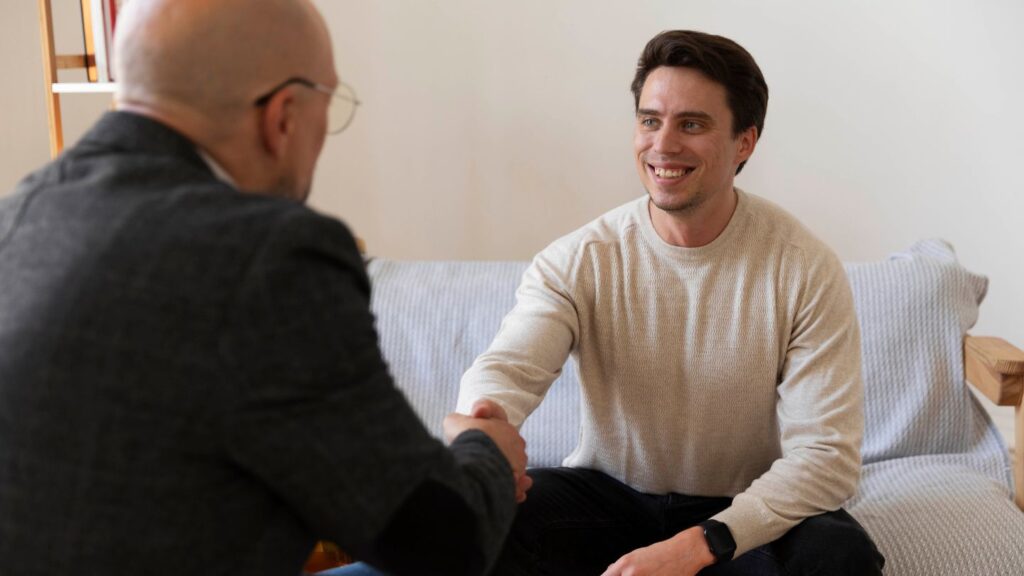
[114,0,335,130]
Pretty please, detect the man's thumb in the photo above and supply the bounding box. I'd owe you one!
[471,399,508,421]
[471,400,493,419]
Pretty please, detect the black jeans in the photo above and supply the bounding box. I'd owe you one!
[492,468,884,576]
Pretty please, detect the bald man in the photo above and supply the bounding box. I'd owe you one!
[0,1,525,575]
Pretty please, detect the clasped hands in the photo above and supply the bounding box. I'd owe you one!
[443,399,533,503]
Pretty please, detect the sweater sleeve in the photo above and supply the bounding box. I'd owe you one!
[218,208,517,576]
[712,248,864,557]
[457,242,580,427]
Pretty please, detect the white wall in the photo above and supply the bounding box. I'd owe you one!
[2,1,1022,443]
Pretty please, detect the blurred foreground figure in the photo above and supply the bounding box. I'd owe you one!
[0,1,526,574]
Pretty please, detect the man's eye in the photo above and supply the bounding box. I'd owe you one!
[639,118,659,128]
[683,121,703,132]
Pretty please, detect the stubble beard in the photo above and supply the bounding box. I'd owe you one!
[648,184,707,215]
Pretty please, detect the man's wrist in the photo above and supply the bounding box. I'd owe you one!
[674,526,716,570]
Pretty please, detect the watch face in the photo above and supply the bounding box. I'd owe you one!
[702,520,737,563]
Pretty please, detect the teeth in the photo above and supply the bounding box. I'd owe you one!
[654,167,688,178]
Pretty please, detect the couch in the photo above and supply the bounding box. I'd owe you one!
[365,239,1024,575]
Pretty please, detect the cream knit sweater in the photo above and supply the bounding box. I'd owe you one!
[457,190,864,556]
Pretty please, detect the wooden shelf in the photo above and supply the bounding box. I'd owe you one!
[52,82,117,94]
[39,0,118,157]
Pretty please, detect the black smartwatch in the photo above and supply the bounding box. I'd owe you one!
[699,520,736,564]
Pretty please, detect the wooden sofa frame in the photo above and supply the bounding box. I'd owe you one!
[964,335,1024,510]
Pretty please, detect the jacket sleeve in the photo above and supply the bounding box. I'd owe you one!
[218,208,516,576]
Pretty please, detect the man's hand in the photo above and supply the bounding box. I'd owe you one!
[467,399,533,502]
[600,527,716,576]
[443,399,533,502]
[469,400,534,502]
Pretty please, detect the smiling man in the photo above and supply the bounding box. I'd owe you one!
[457,30,886,575]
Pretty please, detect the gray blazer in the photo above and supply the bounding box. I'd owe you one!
[0,112,515,576]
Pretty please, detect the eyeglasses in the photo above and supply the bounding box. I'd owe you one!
[254,77,361,134]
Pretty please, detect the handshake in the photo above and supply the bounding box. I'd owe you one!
[443,399,534,503]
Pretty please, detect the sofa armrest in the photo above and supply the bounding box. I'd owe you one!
[964,335,1024,510]
[965,336,1024,406]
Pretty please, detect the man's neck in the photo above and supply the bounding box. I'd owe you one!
[648,187,739,248]
[115,101,269,193]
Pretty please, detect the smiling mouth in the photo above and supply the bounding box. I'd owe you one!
[651,165,695,179]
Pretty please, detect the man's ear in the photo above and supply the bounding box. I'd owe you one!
[735,125,758,165]
[259,89,297,159]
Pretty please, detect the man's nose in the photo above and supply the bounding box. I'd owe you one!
[652,127,683,155]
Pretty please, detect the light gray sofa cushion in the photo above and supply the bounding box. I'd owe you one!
[847,239,999,464]
[840,239,1024,574]
[848,455,1024,575]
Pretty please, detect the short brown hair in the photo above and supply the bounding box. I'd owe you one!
[631,30,768,174]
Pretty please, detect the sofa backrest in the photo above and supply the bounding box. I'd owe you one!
[367,239,995,468]
[845,239,992,463]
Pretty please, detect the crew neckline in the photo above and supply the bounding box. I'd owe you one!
[635,188,748,260]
